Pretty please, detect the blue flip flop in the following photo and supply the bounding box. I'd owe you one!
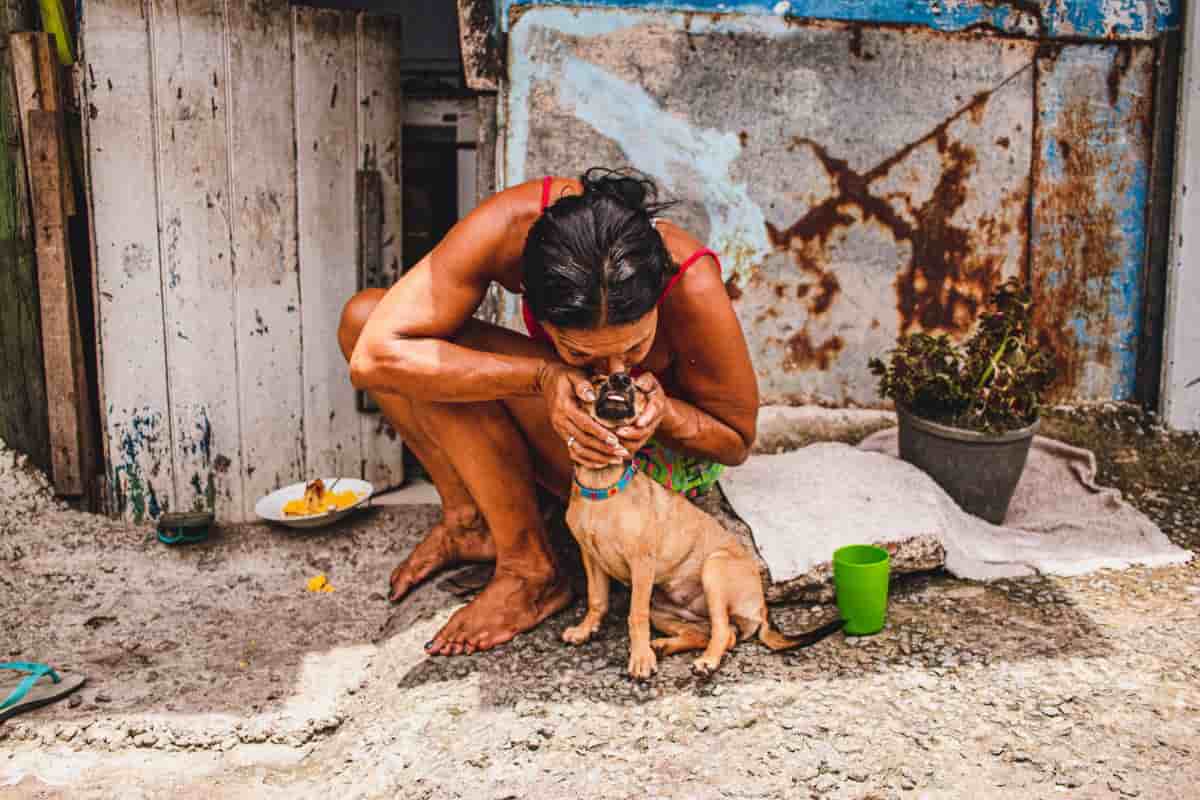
[0,662,87,721]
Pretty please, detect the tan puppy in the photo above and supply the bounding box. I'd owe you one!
[563,372,843,678]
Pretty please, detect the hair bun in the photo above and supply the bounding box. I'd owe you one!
[580,167,656,212]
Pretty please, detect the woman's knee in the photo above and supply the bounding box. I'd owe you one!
[338,288,388,361]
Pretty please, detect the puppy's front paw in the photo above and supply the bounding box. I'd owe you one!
[562,622,597,645]
[627,646,658,679]
[691,654,721,676]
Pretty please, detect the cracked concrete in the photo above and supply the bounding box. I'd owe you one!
[2,404,1198,798]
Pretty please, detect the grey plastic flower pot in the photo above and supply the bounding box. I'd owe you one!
[896,406,1039,524]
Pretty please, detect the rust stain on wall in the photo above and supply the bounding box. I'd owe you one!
[1031,99,1122,395]
[1106,45,1133,107]
[766,76,1026,360]
[785,328,845,371]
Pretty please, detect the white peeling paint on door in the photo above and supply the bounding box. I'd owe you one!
[83,0,405,521]
[150,0,243,518]
[85,0,174,524]
[226,0,306,508]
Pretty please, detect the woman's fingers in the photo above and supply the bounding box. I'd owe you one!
[567,406,626,452]
[560,423,622,466]
[572,378,597,403]
[572,442,621,468]
[615,426,652,454]
[559,410,627,464]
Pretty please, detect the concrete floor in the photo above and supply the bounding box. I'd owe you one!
[1,404,1198,799]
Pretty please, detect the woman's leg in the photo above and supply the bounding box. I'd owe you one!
[338,291,578,654]
[339,291,495,602]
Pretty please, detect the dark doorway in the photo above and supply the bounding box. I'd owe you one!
[401,125,459,273]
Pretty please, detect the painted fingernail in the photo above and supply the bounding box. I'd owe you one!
[424,640,435,650]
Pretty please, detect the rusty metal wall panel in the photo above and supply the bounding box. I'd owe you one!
[502,0,1182,40]
[506,7,1035,405]
[1031,43,1154,401]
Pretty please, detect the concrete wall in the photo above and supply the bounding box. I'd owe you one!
[499,2,1178,406]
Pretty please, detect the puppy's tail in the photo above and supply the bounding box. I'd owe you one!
[757,611,844,652]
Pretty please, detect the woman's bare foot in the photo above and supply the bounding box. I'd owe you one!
[425,565,572,655]
[388,507,495,603]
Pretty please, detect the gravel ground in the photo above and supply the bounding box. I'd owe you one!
[1,403,1198,799]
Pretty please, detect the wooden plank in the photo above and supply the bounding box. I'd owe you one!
[84,0,174,522]
[20,35,93,499]
[0,11,50,472]
[149,0,243,515]
[10,33,74,216]
[31,32,73,216]
[226,0,305,516]
[11,32,88,498]
[27,108,81,494]
[356,11,405,490]
[294,7,362,480]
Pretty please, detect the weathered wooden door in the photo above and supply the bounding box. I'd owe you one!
[84,0,405,522]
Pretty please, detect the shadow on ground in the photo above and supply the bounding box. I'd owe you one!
[395,559,1111,708]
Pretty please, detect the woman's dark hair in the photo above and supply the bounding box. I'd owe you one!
[523,167,676,329]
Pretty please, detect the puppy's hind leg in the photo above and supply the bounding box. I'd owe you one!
[648,608,709,657]
[691,554,739,676]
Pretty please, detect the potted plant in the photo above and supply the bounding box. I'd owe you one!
[868,277,1056,523]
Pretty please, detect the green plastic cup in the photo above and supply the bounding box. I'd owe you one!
[833,544,890,635]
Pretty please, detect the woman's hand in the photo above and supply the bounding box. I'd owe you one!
[537,362,629,468]
[614,373,667,456]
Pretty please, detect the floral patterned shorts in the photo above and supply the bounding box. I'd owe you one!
[632,439,724,498]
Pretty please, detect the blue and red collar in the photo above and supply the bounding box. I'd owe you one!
[574,462,638,501]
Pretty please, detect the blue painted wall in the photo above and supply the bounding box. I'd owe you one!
[503,0,1181,39]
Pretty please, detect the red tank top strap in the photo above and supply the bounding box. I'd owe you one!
[522,299,551,343]
[659,247,719,304]
[522,177,556,342]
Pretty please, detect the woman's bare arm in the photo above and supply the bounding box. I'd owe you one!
[654,256,759,466]
[349,181,554,402]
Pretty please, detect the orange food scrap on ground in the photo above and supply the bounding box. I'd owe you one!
[306,574,335,593]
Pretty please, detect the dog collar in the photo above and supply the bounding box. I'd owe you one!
[574,462,638,501]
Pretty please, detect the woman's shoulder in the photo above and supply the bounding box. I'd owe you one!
[656,221,722,284]
[457,178,578,287]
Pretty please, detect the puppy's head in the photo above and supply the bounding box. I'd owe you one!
[585,372,647,429]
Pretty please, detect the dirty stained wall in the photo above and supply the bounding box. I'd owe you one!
[501,3,1171,406]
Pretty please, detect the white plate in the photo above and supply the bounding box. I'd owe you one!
[255,478,374,529]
